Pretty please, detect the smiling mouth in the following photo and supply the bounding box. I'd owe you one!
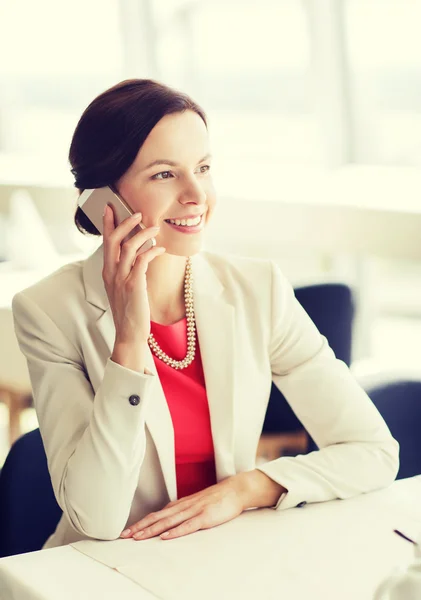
[164,215,203,228]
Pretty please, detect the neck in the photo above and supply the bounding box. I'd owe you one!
[146,253,189,325]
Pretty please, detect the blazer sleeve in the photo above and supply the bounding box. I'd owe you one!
[12,291,156,540]
[257,261,400,510]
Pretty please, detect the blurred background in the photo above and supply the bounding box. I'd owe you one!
[1,0,421,464]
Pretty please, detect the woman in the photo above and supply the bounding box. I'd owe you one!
[12,79,399,549]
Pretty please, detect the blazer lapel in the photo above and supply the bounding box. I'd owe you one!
[192,254,237,480]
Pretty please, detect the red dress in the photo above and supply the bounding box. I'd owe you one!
[150,317,217,499]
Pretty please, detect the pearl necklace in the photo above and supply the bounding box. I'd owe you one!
[147,257,195,370]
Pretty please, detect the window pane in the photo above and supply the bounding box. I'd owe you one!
[154,0,323,165]
[345,0,421,164]
[0,0,123,166]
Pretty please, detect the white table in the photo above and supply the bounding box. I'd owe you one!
[1,477,421,600]
[0,545,149,599]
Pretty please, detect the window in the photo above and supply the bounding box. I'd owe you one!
[153,0,323,166]
[0,0,123,173]
[345,0,421,165]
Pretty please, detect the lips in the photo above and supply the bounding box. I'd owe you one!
[163,214,204,234]
[165,213,204,221]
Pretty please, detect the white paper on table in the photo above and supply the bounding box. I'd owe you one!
[72,477,421,600]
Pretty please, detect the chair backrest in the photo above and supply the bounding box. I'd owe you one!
[307,379,421,478]
[294,283,354,367]
[0,428,62,557]
[263,283,354,434]
[365,380,421,480]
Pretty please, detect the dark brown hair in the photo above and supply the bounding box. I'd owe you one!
[69,79,207,235]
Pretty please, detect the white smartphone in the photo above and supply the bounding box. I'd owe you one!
[77,186,155,253]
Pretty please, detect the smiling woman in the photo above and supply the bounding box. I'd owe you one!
[11,78,399,550]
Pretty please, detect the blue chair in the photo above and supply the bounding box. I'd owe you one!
[364,380,421,480]
[0,428,62,557]
[307,373,421,479]
[262,283,354,447]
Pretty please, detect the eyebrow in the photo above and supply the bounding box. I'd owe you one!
[142,153,212,171]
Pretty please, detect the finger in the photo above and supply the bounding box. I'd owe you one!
[117,226,161,280]
[102,204,116,260]
[103,204,137,246]
[126,504,179,536]
[128,245,166,279]
[124,492,203,538]
[103,210,143,278]
[107,211,145,245]
[102,204,115,236]
[133,508,198,540]
[122,510,162,538]
[124,497,193,537]
[102,205,118,284]
[160,516,204,540]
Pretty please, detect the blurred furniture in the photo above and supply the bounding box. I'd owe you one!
[258,283,354,460]
[0,428,62,558]
[365,379,421,480]
[0,476,420,600]
[308,372,421,480]
[0,308,33,445]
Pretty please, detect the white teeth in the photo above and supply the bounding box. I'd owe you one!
[167,215,201,227]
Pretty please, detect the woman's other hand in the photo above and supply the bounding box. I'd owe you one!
[120,470,286,541]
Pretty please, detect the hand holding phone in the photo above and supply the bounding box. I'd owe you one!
[79,187,166,369]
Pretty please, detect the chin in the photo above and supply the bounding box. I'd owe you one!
[164,240,204,257]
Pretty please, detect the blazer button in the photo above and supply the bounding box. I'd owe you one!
[128,394,140,406]
[296,501,307,508]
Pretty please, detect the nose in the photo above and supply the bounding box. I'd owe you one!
[179,175,207,206]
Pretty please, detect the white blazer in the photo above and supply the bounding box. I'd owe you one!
[12,245,399,549]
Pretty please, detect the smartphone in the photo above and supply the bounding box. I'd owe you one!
[77,186,155,253]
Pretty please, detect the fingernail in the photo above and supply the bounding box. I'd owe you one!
[131,212,142,219]
[151,226,160,231]
[103,205,109,217]
[161,532,170,538]
[133,530,144,539]
[120,529,131,537]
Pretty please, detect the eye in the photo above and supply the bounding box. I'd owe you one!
[151,171,174,180]
[197,165,211,174]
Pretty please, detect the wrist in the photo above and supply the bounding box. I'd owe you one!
[111,340,148,373]
[233,469,287,510]
[114,334,149,347]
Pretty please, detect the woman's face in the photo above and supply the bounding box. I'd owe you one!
[116,110,216,257]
